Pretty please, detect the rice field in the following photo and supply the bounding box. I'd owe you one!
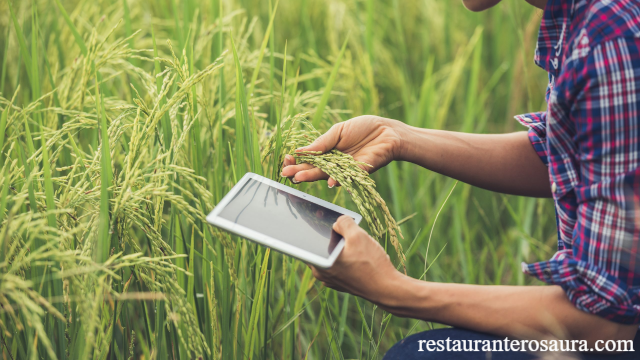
[0,0,558,359]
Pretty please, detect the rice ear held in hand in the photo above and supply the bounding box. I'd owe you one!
[262,114,406,272]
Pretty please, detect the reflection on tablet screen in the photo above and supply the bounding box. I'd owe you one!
[217,179,343,258]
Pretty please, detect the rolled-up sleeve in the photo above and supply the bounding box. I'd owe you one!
[515,112,549,166]
[523,37,640,324]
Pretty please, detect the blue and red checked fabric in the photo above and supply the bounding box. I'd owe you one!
[515,0,640,324]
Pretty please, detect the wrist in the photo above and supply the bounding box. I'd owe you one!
[381,118,412,162]
[372,272,432,317]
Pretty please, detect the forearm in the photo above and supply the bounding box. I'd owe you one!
[376,273,637,345]
[395,123,551,197]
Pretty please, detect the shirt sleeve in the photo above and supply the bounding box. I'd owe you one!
[523,37,640,325]
[514,112,549,166]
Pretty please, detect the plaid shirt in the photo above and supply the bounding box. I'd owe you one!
[515,0,640,324]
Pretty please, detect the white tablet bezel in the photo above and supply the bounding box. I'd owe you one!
[206,172,362,268]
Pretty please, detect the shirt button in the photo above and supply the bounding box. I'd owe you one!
[543,268,552,279]
[551,182,557,194]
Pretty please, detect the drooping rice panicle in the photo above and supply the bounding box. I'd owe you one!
[262,114,406,271]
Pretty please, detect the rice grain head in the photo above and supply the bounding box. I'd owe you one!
[262,114,406,272]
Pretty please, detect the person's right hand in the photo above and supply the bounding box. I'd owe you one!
[281,115,406,187]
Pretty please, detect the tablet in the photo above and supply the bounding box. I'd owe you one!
[206,172,362,268]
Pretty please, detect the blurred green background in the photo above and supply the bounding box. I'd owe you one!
[0,0,557,359]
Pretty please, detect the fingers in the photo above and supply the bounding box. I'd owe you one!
[283,154,296,167]
[309,264,320,278]
[332,215,362,240]
[281,164,329,183]
[282,123,345,186]
[281,154,330,183]
[294,168,330,183]
[309,265,328,284]
[296,123,343,154]
[309,265,347,292]
[281,160,339,187]
[281,162,313,177]
[281,165,339,188]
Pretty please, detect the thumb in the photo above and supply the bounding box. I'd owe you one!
[332,215,361,240]
[296,123,343,154]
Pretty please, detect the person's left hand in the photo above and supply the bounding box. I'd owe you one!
[309,215,404,308]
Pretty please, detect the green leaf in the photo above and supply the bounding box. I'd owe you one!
[123,0,134,49]
[214,0,225,201]
[0,26,10,92]
[312,34,349,128]
[230,35,248,176]
[18,138,36,216]
[152,26,172,151]
[228,141,237,183]
[8,0,33,83]
[273,41,286,178]
[288,66,300,118]
[0,152,11,226]
[96,70,113,263]
[244,249,270,358]
[187,228,198,323]
[247,0,280,98]
[0,155,10,263]
[0,94,13,164]
[53,0,88,56]
[31,7,56,231]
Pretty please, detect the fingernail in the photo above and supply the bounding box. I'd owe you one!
[328,183,334,189]
[295,146,307,152]
[280,172,285,177]
[292,178,300,184]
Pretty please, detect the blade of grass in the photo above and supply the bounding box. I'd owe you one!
[272,41,286,178]
[32,3,55,230]
[434,27,482,129]
[152,26,172,150]
[214,0,225,202]
[0,150,11,227]
[462,31,483,133]
[228,141,237,183]
[0,26,10,93]
[8,0,32,83]
[251,111,262,175]
[245,249,270,358]
[287,66,300,118]
[247,0,279,98]
[0,91,15,164]
[268,0,276,126]
[407,180,458,259]
[230,35,249,176]
[417,56,435,127]
[53,0,88,56]
[187,228,198,322]
[312,35,349,128]
[96,71,113,263]
[28,11,67,357]
[122,0,134,50]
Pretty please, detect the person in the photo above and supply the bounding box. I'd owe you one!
[281,0,640,358]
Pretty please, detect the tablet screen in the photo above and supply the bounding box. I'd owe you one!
[217,178,343,258]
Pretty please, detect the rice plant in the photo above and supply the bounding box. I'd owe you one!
[0,0,558,359]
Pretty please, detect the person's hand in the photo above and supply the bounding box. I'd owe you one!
[309,215,404,308]
[281,115,406,187]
